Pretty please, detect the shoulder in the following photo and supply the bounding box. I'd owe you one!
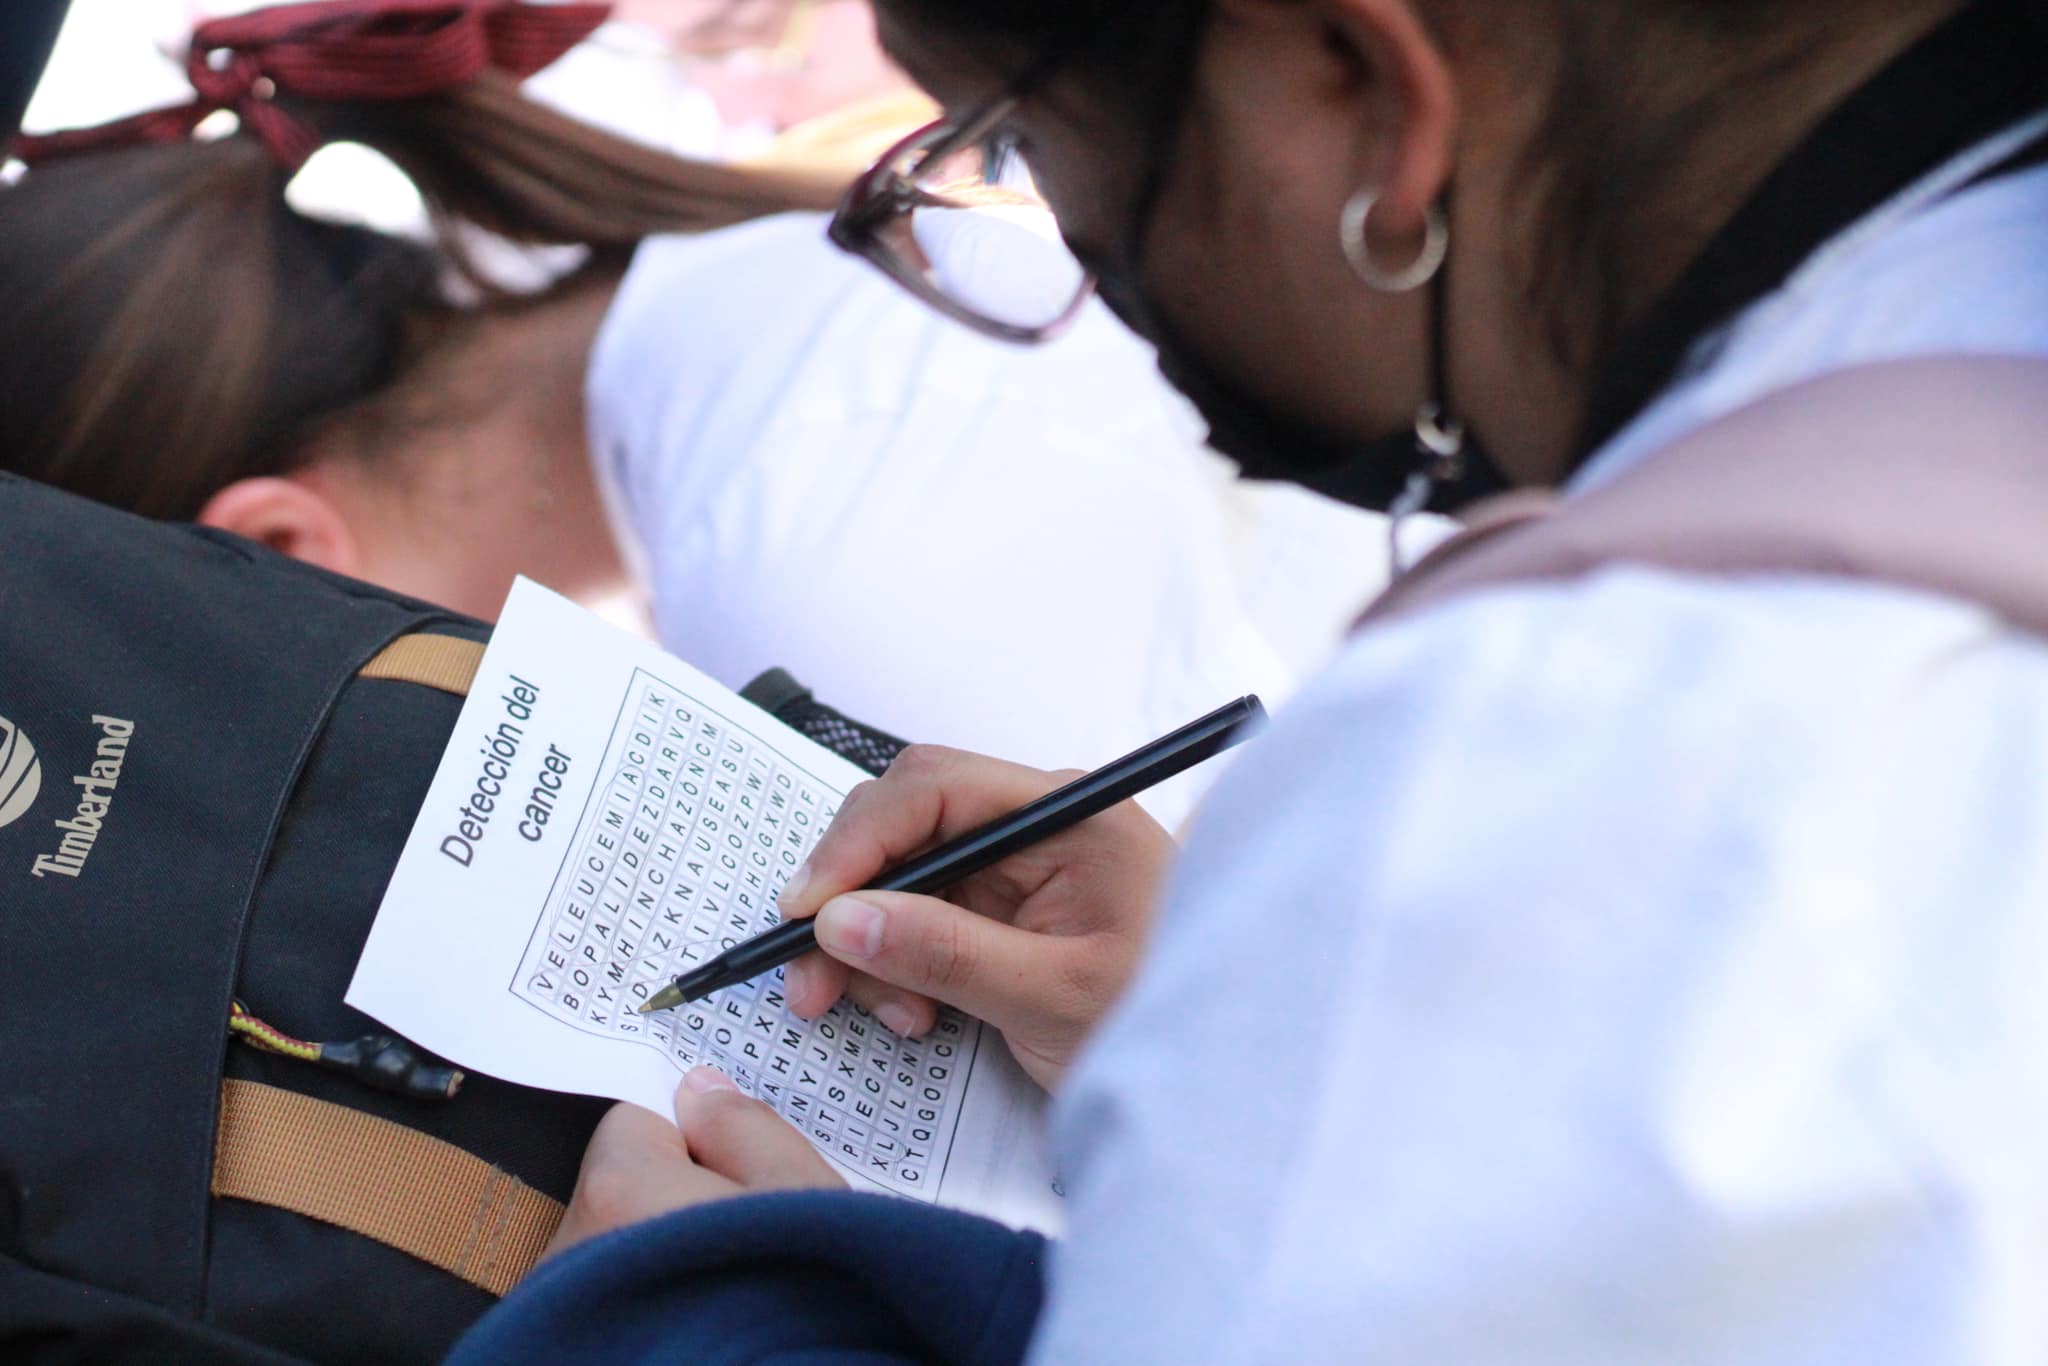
[1199,563,2028,876]
[587,215,865,451]
[588,215,1192,528]
[1582,162,2048,485]
[1134,564,2041,1018]
[583,215,917,589]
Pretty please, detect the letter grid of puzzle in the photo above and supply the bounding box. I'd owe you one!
[514,670,977,1196]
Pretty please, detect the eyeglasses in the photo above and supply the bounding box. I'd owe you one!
[828,96,1096,345]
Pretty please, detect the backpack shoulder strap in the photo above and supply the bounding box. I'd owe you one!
[360,633,487,696]
[213,1079,563,1297]
[210,632,547,1297]
[1364,357,2048,632]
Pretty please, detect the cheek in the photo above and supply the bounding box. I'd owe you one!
[1001,98,1152,271]
[1024,154,1125,270]
[1134,122,1427,435]
[1142,165,1332,400]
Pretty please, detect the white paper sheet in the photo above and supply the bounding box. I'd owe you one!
[348,578,1059,1232]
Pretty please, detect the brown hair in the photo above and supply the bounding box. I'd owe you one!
[0,70,844,519]
[881,0,1955,376]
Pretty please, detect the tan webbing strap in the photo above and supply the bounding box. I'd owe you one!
[212,1079,563,1297]
[358,634,486,697]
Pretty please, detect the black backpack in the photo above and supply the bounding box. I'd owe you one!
[0,470,904,1362]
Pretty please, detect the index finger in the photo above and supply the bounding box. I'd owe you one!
[778,744,1070,920]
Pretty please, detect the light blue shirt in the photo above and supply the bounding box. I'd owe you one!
[1033,129,2048,1363]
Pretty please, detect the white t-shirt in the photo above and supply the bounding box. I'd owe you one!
[1031,133,2048,1361]
[586,213,1396,828]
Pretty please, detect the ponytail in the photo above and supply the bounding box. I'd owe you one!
[0,0,844,520]
[300,69,843,255]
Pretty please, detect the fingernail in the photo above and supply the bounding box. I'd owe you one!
[779,861,813,911]
[876,1001,918,1036]
[685,1065,738,1094]
[782,956,813,1004]
[815,896,884,961]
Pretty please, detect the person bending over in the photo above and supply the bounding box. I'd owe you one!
[449,0,2048,1361]
[0,0,1392,828]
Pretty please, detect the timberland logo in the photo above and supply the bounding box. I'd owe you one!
[0,716,41,829]
[30,715,135,880]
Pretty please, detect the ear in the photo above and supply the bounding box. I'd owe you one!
[1225,0,1459,243]
[195,476,364,577]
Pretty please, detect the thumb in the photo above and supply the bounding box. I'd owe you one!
[811,890,1077,1035]
[674,1067,842,1190]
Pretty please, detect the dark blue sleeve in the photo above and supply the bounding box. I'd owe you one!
[445,1190,1047,1366]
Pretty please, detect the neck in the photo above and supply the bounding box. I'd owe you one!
[335,264,633,618]
[477,267,624,477]
[1449,0,1968,488]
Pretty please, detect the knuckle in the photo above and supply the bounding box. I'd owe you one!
[837,776,883,812]
[886,743,955,784]
[811,781,879,852]
[919,914,977,993]
[842,971,887,1010]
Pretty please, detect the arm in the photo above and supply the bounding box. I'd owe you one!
[451,1191,1046,1366]
[451,1072,1047,1366]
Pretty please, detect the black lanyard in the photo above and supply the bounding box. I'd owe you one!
[1570,0,2048,472]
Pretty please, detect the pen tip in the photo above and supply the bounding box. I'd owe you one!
[639,986,683,1015]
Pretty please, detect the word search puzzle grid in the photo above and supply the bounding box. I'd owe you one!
[513,669,978,1198]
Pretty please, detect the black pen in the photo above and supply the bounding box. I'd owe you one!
[638,695,1266,1013]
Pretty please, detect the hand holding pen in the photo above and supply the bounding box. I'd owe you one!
[649,699,1263,1091]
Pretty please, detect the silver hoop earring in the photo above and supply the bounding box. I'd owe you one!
[1339,190,1448,293]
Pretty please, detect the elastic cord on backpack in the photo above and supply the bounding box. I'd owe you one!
[229,1000,464,1100]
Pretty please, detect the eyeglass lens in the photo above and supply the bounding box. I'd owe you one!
[881,133,1092,336]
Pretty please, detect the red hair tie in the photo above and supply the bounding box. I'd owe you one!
[8,0,609,173]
